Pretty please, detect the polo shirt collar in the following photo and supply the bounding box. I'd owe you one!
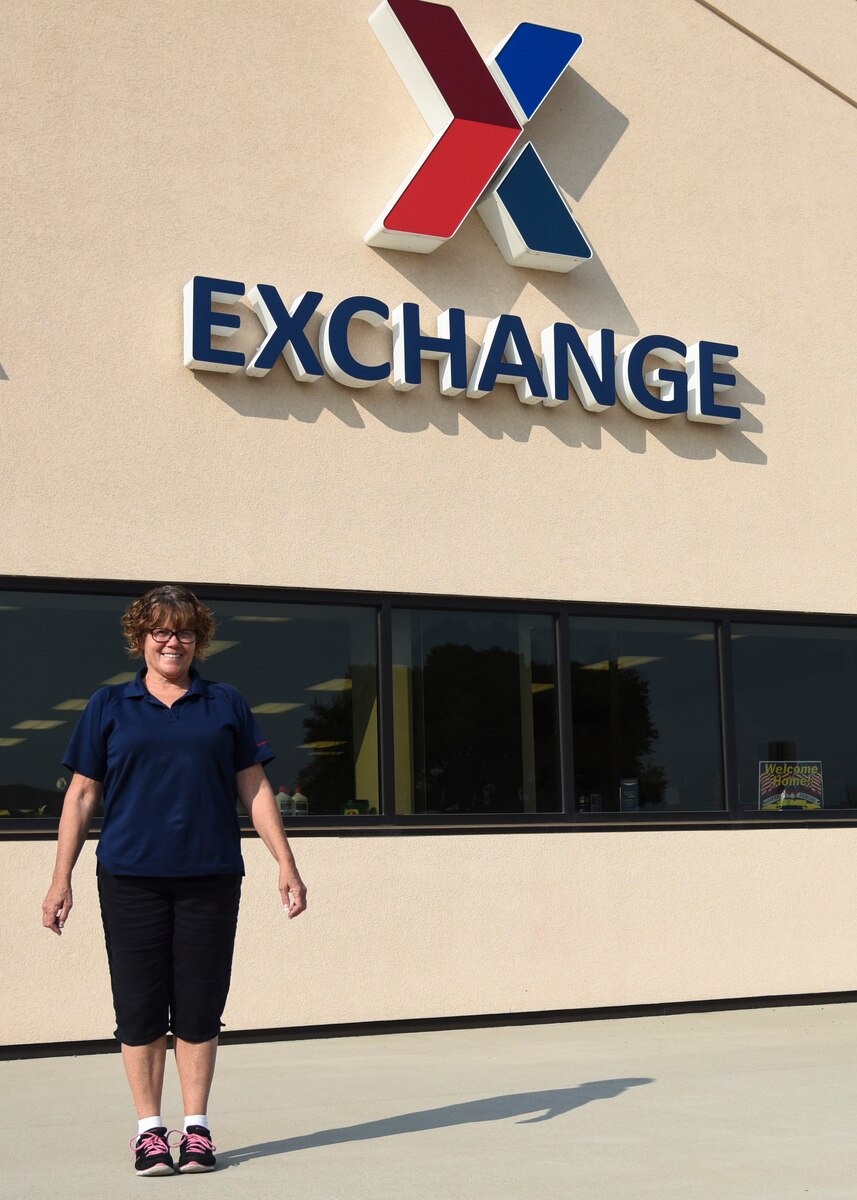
[123,666,206,701]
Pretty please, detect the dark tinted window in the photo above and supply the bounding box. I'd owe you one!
[0,591,134,818]
[732,624,857,811]
[392,609,559,814]
[6,585,856,826]
[570,616,724,812]
[209,600,379,816]
[0,592,378,821]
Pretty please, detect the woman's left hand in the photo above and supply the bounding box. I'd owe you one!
[236,765,308,918]
[279,863,307,918]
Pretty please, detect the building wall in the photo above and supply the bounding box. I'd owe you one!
[4,0,855,610]
[3,0,856,1044]
[6,828,857,1046]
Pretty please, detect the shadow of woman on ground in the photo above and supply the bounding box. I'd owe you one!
[219,1077,653,1166]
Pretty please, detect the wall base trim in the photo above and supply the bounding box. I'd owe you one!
[4,990,857,1059]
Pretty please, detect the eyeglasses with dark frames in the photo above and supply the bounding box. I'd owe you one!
[149,628,197,644]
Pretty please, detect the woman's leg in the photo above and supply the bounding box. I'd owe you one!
[174,1035,218,1115]
[97,868,173,1121]
[121,1036,169,1118]
[170,873,242,1119]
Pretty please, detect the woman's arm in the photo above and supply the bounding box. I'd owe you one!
[41,772,103,935]
[236,764,307,918]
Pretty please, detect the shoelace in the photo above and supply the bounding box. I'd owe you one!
[130,1129,170,1156]
[179,1131,216,1155]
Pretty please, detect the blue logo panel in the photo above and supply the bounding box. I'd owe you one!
[493,23,583,121]
[481,21,591,272]
[481,142,592,270]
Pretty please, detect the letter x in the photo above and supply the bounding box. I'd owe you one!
[365,0,592,273]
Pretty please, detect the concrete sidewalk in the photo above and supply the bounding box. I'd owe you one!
[2,1004,856,1199]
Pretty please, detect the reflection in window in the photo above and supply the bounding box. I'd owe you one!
[392,610,559,815]
[0,592,379,821]
[0,591,134,818]
[570,617,724,812]
[732,624,857,811]
[209,601,379,816]
[7,584,857,826]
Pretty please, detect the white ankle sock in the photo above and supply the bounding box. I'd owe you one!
[138,1116,164,1135]
[184,1114,208,1131]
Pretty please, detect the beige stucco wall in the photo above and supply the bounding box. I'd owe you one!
[3,2,856,1044]
[6,828,857,1046]
[3,0,855,611]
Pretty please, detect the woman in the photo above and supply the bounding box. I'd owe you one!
[41,584,307,1176]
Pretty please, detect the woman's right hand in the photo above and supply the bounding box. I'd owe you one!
[42,879,73,935]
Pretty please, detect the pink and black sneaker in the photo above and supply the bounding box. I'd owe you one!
[177,1125,217,1173]
[130,1127,175,1176]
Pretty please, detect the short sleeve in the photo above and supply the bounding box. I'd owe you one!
[231,690,275,773]
[62,688,109,782]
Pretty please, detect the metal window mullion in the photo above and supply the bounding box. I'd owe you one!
[377,601,396,818]
[717,617,740,816]
[556,606,575,819]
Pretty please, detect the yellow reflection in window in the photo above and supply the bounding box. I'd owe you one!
[582,656,663,670]
[205,640,240,657]
[231,615,291,623]
[12,720,66,731]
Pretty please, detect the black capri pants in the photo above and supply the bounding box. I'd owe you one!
[97,865,242,1046]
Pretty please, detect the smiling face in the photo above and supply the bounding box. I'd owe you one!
[142,607,198,684]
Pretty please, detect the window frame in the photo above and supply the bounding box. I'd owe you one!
[567,609,728,817]
[2,574,857,836]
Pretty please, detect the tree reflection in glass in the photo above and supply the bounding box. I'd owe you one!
[294,662,379,814]
[570,617,724,813]
[393,611,560,815]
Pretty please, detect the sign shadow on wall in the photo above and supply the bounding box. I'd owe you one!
[635,370,765,463]
[195,309,766,464]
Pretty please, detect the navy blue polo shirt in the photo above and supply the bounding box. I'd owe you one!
[63,668,274,877]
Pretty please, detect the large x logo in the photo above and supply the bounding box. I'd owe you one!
[364,0,592,273]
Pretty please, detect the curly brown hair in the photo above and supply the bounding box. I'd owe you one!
[121,585,217,660]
